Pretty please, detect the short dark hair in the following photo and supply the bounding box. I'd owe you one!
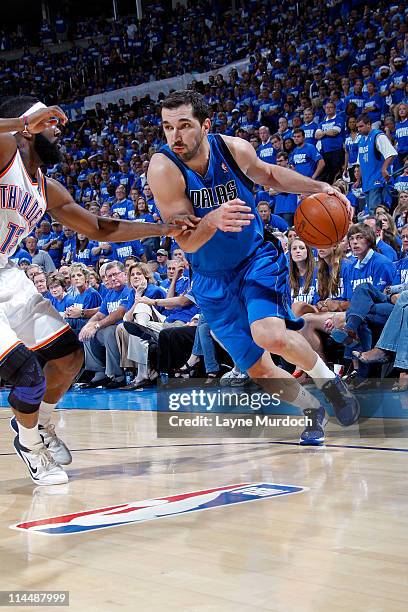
[347,223,376,249]
[276,151,288,161]
[161,90,210,125]
[293,128,305,137]
[0,95,39,118]
[357,113,371,125]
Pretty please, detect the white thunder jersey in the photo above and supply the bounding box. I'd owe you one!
[0,147,68,357]
[0,148,47,267]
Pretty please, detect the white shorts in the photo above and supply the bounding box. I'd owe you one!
[0,263,69,361]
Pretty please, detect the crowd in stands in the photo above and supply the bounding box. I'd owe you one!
[3,0,408,389]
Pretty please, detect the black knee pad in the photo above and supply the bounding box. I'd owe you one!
[0,344,46,414]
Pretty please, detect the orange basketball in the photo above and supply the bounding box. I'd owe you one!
[294,192,349,248]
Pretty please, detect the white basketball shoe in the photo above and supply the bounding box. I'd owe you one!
[13,436,68,486]
[10,417,72,465]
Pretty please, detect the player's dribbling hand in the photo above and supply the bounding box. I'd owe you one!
[23,106,68,134]
[207,200,254,232]
[322,183,354,223]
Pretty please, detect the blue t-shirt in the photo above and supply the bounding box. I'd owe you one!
[395,119,408,155]
[291,143,322,177]
[393,175,408,192]
[62,236,76,262]
[111,240,145,263]
[272,193,298,215]
[343,250,395,299]
[264,214,290,232]
[73,242,97,267]
[392,258,408,285]
[111,199,134,219]
[99,286,131,317]
[257,142,277,165]
[287,269,318,305]
[301,121,318,145]
[122,284,165,311]
[344,133,361,166]
[318,115,344,153]
[377,239,398,263]
[71,287,102,310]
[50,294,74,313]
[9,247,31,265]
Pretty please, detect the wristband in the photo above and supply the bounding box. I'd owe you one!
[22,115,30,135]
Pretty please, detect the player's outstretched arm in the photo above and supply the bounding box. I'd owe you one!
[223,135,352,218]
[46,178,191,241]
[148,154,254,253]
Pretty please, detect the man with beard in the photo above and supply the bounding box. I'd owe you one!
[0,96,195,486]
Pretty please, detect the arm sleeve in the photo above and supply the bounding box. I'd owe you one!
[375,134,398,158]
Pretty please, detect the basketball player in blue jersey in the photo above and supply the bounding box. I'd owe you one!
[148,90,360,446]
[0,96,192,485]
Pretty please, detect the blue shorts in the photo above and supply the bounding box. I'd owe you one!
[192,242,303,372]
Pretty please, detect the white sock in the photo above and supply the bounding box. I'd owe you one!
[18,422,42,450]
[38,401,57,428]
[92,371,106,382]
[136,363,148,381]
[293,386,321,411]
[305,355,336,389]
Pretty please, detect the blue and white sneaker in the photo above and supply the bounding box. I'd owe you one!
[299,407,327,446]
[10,417,72,465]
[321,376,360,426]
[13,436,68,486]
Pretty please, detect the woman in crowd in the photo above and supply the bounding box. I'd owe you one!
[88,269,107,298]
[299,245,351,361]
[134,197,159,260]
[343,116,361,183]
[48,273,74,314]
[288,238,317,317]
[116,262,164,389]
[73,233,94,266]
[392,191,408,230]
[347,165,364,213]
[376,210,402,249]
[64,264,103,335]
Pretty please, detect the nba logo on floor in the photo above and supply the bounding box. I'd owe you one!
[11,482,308,536]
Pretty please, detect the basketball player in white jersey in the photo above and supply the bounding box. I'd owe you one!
[0,96,195,485]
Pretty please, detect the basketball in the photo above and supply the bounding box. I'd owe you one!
[294,192,349,248]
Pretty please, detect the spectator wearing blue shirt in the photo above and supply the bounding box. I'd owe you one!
[345,79,366,113]
[268,152,298,226]
[357,113,397,213]
[9,246,31,267]
[287,239,318,311]
[73,234,96,267]
[301,108,318,145]
[363,217,398,262]
[291,129,325,179]
[111,185,134,219]
[389,57,407,106]
[79,261,131,389]
[256,126,276,164]
[343,116,361,181]
[315,101,345,183]
[393,166,408,193]
[257,200,290,234]
[277,117,293,141]
[395,102,408,167]
[48,273,74,314]
[362,81,383,128]
[64,264,103,335]
[343,224,395,299]
[61,227,76,265]
[32,270,52,301]
[112,239,146,264]
[156,248,169,280]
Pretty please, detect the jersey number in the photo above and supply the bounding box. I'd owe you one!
[0,222,25,255]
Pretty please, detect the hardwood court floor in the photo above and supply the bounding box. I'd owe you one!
[0,406,407,612]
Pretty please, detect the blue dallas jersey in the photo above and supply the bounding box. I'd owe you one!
[290,143,321,177]
[256,142,277,164]
[343,250,395,299]
[358,129,384,192]
[160,134,265,275]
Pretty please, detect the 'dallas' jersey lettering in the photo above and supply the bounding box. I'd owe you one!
[160,134,265,275]
[190,180,238,208]
[0,149,47,266]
